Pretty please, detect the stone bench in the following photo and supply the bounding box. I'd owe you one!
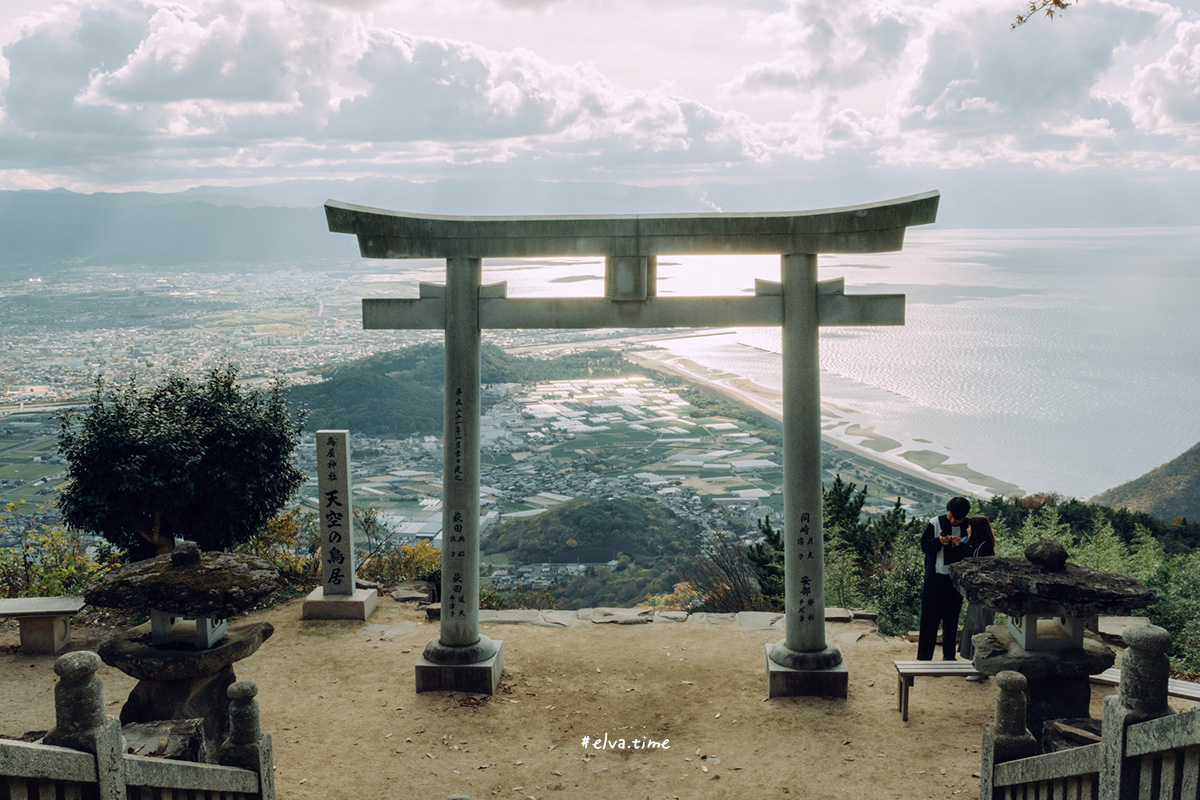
[1089,667,1200,703]
[894,660,984,721]
[0,596,86,654]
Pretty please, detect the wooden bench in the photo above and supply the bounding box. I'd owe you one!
[894,660,984,721]
[0,596,86,654]
[1089,667,1200,703]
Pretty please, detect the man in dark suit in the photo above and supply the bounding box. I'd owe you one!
[917,496,971,660]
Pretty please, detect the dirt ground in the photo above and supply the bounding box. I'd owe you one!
[0,597,1129,800]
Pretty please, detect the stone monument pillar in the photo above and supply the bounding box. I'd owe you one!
[415,258,504,694]
[303,430,378,620]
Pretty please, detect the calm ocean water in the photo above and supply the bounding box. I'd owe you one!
[437,227,1200,499]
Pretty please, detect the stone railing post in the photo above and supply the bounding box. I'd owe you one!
[42,651,127,800]
[219,681,275,800]
[1099,624,1172,800]
[979,670,1038,800]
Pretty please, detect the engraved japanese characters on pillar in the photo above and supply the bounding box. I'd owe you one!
[795,512,819,622]
[317,430,354,596]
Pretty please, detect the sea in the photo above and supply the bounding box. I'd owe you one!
[441,226,1200,501]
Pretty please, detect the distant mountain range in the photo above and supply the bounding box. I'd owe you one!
[4,172,1199,270]
[1091,442,1200,523]
[0,189,343,268]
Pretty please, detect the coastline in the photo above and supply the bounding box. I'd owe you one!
[623,347,1023,500]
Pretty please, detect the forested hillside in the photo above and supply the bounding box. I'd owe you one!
[1091,441,1200,524]
[483,498,704,609]
[288,342,637,435]
[485,497,702,566]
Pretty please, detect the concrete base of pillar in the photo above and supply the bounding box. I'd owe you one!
[301,587,378,620]
[416,640,504,694]
[765,643,849,698]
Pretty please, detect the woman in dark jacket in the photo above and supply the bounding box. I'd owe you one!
[959,515,997,675]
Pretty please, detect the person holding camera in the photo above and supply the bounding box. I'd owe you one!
[916,496,971,661]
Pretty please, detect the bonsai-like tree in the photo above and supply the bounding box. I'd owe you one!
[56,365,308,559]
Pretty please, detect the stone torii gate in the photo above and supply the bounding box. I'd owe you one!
[325,191,939,697]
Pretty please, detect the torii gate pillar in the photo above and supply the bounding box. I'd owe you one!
[326,191,939,697]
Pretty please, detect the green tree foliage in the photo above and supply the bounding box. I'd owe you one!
[56,365,307,559]
[823,524,864,610]
[483,497,701,566]
[824,474,875,562]
[972,492,1200,553]
[552,563,678,610]
[742,484,925,634]
[1145,553,1200,675]
[746,517,785,610]
[863,501,925,636]
[742,477,902,616]
[480,588,558,611]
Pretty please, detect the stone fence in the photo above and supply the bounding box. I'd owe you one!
[0,651,274,800]
[981,624,1198,800]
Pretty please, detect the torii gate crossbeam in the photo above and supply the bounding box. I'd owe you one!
[326,190,940,697]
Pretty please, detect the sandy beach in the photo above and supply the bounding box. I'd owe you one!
[623,348,1024,499]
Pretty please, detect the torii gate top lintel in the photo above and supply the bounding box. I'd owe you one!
[324,190,939,260]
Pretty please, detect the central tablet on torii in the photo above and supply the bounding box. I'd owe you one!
[326,190,940,697]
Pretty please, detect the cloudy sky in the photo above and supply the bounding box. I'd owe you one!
[0,0,1197,217]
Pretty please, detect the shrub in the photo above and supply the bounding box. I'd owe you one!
[479,588,557,610]
[867,534,924,636]
[677,530,764,612]
[642,581,703,612]
[1145,552,1200,674]
[358,539,442,587]
[479,588,511,610]
[232,507,319,579]
[0,522,116,599]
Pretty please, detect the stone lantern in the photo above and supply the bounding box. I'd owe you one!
[949,540,1157,737]
[84,542,282,758]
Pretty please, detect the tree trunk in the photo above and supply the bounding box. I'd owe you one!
[136,512,175,556]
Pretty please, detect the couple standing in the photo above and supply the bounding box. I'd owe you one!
[917,495,996,664]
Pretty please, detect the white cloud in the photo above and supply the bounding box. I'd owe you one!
[902,1,1169,131]
[1,1,157,135]
[0,0,767,176]
[1129,20,1200,135]
[72,1,368,138]
[0,0,1197,192]
[882,0,1187,168]
[724,0,919,96]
